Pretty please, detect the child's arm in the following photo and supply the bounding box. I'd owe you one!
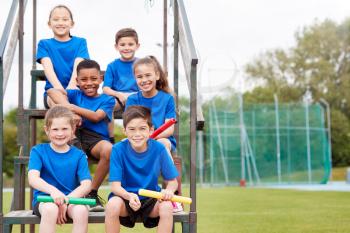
[70,106,107,123]
[154,118,175,139]
[28,170,67,205]
[102,87,129,103]
[67,58,85,89]
[41,57,65,91]
[154,96,176,139]
[67,179,91,198]
[47,88,69,104]
[111,181,141,211]
[47,88,106,123]
[162,178,178,201]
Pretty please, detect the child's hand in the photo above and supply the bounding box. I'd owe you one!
[73,114,82,127]
[66,84,79,90]
[63,103,76,113]
[128,193,141,211]
[161,189,174,201]
[50,190,67,206]
[57,203,68,225]
[116,92,128,104]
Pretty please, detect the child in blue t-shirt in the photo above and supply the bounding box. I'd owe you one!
[103,28,140,142]
[36,5,89,108]
[103,28,140,109]
[47,59,115,212]
[28,105,91,233]
[125,55,176,153]
[105,106,178,233]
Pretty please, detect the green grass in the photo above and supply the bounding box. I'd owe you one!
[5,187,350,233]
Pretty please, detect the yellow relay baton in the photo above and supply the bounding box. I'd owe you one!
[138,189,192,204]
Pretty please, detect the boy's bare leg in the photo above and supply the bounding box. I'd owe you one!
[67,204,89,233]
[105,196,129,233]
[46,96,56,108]
[90,140,113,189]
[108,120,115,141]
[39,203,59,233]
[108,102,122,142]
[148,201,173,233]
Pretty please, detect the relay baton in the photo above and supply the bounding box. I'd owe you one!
[138,189,192,204]
[150,118,177,139]
[37,195,96,206]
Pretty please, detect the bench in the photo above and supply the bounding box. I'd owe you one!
[3,210,190,232]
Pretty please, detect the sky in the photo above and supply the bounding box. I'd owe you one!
[1,0,350,111]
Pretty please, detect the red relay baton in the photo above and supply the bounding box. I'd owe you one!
[150,118,177,139]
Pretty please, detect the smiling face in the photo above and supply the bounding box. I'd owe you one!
[76,68,102,97]
[48,7,74,41]
[45,117,73,151]
[134,64,159,97]
[115,36,139,61]
[124,117,154,153]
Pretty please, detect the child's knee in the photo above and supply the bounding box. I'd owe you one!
[40,203,59,218]
[158,201,173,217]
[105,196,124,217]
[70,205,88,221]
[101,147,112,160]
[96,141,113,160]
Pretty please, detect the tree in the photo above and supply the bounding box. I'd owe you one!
[4,108,20,177]
[245,18,350,166]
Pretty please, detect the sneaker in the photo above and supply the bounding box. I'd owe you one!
[86,192,105,212]
[172,201,183,213]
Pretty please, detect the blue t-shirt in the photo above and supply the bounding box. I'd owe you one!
[103,58,139,93]
[36,36,90,91]
[28,143,91,207]
[125,90,177,148]
[67,90,116,140]
[109,139,178,200]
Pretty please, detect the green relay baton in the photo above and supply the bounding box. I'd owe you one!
[37,195,96,206]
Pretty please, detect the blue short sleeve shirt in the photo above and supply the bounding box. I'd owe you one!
[28,144,91,207]
[36,36,90,91]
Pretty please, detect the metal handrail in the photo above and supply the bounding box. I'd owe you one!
[0,0,28,93]
[0,0,18,59]
[0,0,20,229]
[174,1,203,233]
[176,0,205,130]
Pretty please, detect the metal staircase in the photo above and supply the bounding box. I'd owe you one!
[0,1,204,233]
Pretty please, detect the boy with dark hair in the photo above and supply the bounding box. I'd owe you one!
[48,59,115,211]
[103,28,140,142]
[105,106,178,233]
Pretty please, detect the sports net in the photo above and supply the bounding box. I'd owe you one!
[178,96,332,185]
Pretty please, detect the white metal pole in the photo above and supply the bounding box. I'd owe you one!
[305,101,312,183]
[239,95,246,186]
[274,94,282,183]
[209,106,214,186]
[198,130,204,185]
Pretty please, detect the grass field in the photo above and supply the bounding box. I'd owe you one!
[5,186,350,233]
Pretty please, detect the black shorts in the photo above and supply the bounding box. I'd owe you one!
[43,94,50,109]
[33,202,41,217]
[75,128,105,158]
[120,197,159,228]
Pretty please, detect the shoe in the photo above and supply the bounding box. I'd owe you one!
[172,201,183,213]
[86,192,105,212]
